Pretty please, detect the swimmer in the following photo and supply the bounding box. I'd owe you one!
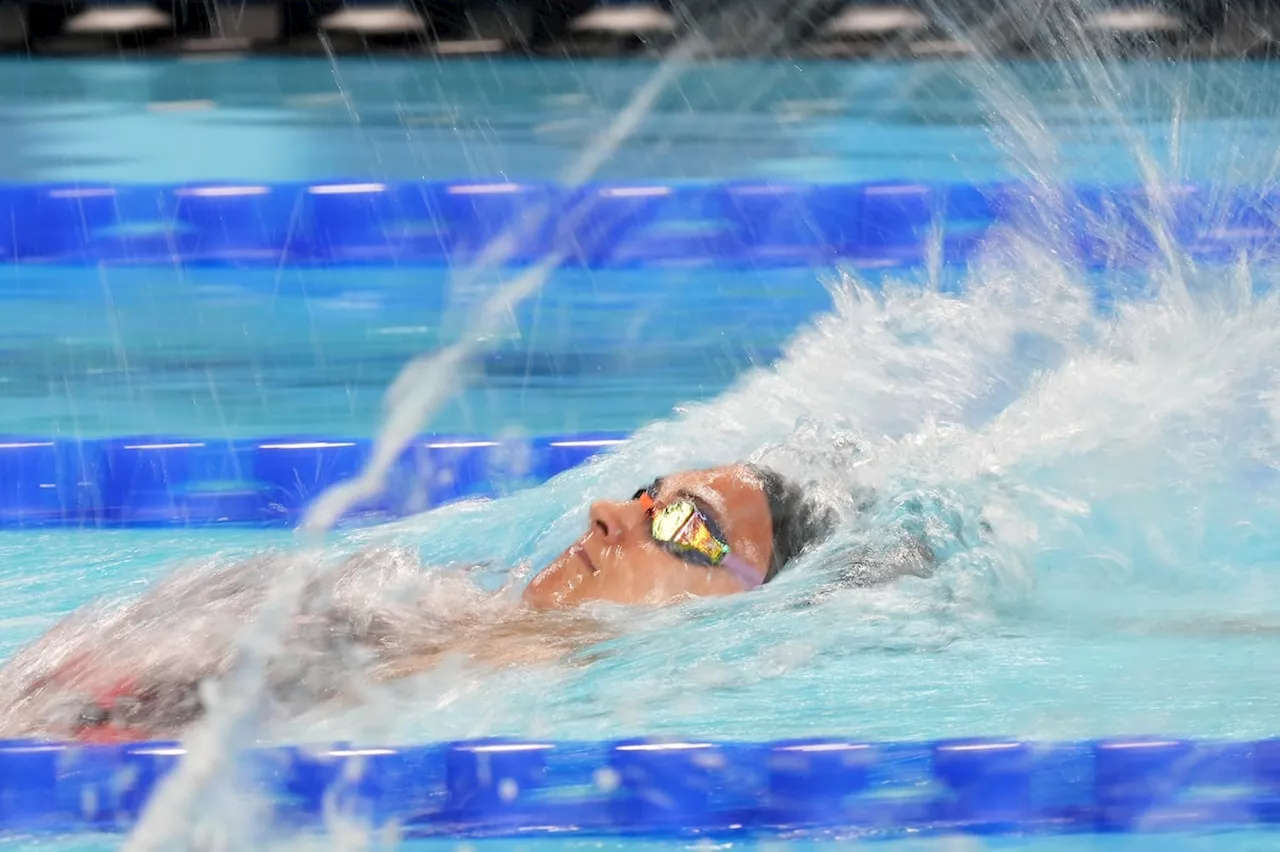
[0,463,927,741]
[521,463,835,608]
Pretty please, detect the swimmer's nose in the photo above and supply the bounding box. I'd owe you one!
[588,499,642,544]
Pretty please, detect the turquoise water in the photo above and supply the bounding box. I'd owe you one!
[3,57,1280,848]
[0,265,830,437]
[3,58,1280,185]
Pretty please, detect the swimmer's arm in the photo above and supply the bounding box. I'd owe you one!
[831,531,936,589]
[369,610,613,681]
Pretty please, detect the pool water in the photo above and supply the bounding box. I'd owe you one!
[0,264,831,437]
[3,55,1280,849]
[4,58,1280,186]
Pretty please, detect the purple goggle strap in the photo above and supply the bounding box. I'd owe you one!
[719,552,764,590]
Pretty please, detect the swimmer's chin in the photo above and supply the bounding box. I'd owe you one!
[520,547,589,610]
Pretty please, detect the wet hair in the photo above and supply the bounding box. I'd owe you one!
[746,464,837,582]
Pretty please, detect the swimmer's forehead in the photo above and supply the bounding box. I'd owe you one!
[645,464,761,496]
[645,465,769,526]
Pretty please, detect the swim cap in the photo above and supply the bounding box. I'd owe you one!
[747,464,836,582]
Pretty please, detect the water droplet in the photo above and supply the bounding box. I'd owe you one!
[80,785,98,819]
[593,767,620,792]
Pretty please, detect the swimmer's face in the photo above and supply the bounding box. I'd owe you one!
[522,464,774,610]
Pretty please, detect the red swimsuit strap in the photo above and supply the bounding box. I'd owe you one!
[44,653,151,743]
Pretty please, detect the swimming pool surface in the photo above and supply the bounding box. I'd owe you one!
[3,56,1280,848]
[2,58,1280,186]
[0,264,831,437]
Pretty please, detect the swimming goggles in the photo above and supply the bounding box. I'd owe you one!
[634,485,763,590]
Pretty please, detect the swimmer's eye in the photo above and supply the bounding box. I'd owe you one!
[631,478,663,503]
[691,497,728,542]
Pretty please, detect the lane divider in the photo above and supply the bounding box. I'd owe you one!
[0,737,1276,837]
[0,181,1271,268]
[0,432,627,527]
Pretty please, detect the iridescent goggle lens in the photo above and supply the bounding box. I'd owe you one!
[638,492,730,566]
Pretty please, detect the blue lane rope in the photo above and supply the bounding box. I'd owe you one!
[0,433,627,528]
[0,181,1274,268]
[1,737,1278,838]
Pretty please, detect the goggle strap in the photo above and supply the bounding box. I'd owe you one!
[719,552,764,590]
